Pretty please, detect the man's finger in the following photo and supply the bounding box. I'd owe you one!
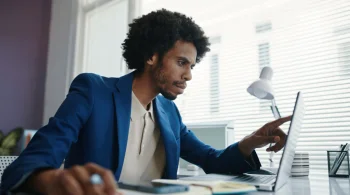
[266,143,284,152]
[266,115,292,130]
[263,136,280,144]
[100,170,118,195]
[255,136,280,148]
[60,172,84,195]
[85,163,118,195]
[270,127,283,134]
[70,166,90,186]
[270,127,287,138]
[70,166,104,195]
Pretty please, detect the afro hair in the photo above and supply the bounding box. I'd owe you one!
[122,8,210,72]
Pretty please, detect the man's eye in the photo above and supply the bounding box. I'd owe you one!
[178,61,185,66]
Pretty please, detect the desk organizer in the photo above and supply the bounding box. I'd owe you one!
[327,151,350,177]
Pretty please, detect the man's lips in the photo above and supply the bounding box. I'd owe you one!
[175,84,186,89]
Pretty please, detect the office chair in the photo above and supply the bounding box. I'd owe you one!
[0,156,18,183]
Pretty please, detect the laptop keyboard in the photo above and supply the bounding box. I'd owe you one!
[180,173,276,186]
[231,174,276,185]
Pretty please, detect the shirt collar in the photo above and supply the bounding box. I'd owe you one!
[131,91,154,122]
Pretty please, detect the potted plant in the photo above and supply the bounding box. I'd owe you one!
[0,127,24,156]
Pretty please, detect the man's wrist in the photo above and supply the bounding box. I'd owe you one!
[238,137,254,158]
[22,169,57,194]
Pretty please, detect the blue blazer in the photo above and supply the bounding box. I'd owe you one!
[1,72,260,193]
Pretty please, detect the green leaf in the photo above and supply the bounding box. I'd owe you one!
[1,127,24,149]
[0,148,11,156]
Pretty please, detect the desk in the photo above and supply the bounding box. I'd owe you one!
[120,176,350,195]
[121,168,350,195]
[249,176,350,195]
[12,170,350,195]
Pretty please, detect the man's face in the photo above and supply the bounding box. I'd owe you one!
[151,41,197,100]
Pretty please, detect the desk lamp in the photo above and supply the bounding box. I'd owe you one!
[247,66,281,167]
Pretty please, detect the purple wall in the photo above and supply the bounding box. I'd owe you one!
[0,0,52,134]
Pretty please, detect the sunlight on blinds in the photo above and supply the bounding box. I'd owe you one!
[142,0,350,175]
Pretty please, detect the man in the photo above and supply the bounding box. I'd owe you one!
[1,9,290,195]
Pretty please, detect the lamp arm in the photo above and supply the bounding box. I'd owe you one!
[271,99,282,119]
[269,99,282,167]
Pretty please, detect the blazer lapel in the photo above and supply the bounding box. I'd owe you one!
[113,72,134,179]
[154,97,178,179]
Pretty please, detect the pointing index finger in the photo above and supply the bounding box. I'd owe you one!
[267,115,292,130]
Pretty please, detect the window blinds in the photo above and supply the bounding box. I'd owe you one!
[142,0,350,175]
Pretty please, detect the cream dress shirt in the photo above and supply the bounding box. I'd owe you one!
[119,92,166,185]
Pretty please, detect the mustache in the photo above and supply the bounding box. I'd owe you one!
[173,81,186,85]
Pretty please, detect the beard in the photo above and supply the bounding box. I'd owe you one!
[159,88,177,100]
[152,62,178,100]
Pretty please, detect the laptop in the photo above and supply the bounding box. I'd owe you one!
[181,91,305,192]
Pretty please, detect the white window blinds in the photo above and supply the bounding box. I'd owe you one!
[141,0,350,175]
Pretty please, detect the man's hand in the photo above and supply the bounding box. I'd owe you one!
[238,115,292,157]
[26,163,122,195]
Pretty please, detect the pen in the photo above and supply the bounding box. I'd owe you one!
[90,173,103,185]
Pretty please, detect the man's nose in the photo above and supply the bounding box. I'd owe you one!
[183,67,192,81]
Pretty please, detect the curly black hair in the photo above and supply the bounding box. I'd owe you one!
[122,9,210,72]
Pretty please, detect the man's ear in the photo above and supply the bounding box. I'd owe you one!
[146,53,159,66]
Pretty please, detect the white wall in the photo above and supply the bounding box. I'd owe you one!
[43,0,78,124]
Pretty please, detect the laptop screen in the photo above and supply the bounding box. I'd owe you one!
[274,92,305,190]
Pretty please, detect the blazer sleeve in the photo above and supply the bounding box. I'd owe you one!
[0,73,95,194]
[174,103,261,174]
